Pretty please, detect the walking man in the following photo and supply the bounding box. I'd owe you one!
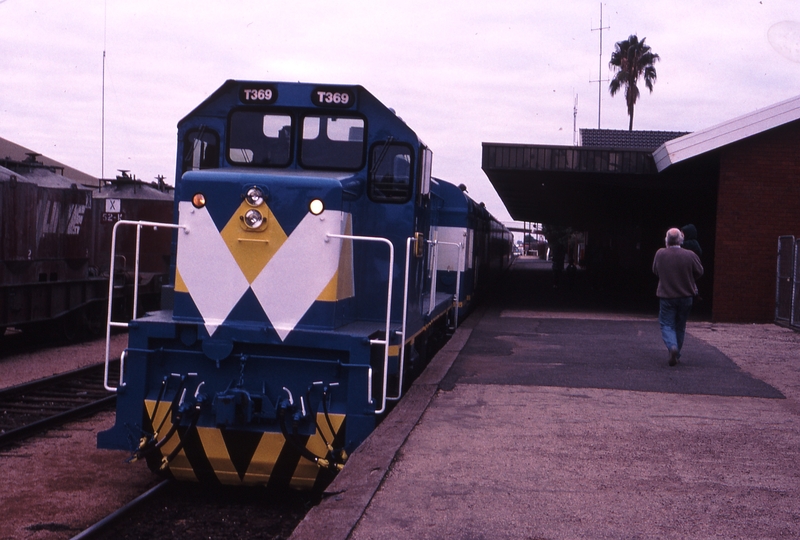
[652,228,703,366]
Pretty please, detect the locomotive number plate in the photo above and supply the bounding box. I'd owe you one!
[239,85,278,104]
[311,87,355,108]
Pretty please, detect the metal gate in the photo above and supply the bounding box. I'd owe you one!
[775,235,798,328]
[793,242,800,329]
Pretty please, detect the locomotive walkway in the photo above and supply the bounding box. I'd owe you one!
[291,257,800,539]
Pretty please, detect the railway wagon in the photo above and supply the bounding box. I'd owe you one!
[90,171,174,322]
[0,155,103,339]
[98,80,511,490]
[429,179,514,325]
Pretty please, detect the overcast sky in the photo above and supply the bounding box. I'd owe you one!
[2,0,800,224]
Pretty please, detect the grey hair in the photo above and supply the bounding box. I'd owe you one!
[665,228,684,247]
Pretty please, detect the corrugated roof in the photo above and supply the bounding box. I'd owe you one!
[653,94,800,171]
[579,129,690,150]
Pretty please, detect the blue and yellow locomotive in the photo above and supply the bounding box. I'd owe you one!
[98,80,512,489]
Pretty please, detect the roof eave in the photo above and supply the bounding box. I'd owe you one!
[655,94,800,172]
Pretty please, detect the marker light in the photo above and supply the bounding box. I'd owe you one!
[245,187,265,206]
[309,198,324,215]
[192,193,206,208]
[244,209,264,229]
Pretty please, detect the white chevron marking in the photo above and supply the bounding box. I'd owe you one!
[176,201,251,336]
[251,211,345,341]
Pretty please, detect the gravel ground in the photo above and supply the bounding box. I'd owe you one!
[687,321,800,402]
[0,333,128,389]
[0,334,157,540]
[0,412,159,540]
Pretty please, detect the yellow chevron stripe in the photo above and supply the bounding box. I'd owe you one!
[145,399,197,481]
[175,267,187,293]
[196,427,240,483]
[220,200,287,284]
[242,433,286,484]
[293,412,346,489]
[144,399,346,488]
[403,306,452,346]
[309,413,344,455]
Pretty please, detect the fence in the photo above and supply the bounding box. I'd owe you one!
[775,235,800,329]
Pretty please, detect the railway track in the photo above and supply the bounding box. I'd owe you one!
[71,480,172,540]
[71,480,311,540]
[0,361,119,448]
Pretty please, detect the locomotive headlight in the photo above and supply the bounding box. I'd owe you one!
[309,198,324,215]
[244,209,264,229]
[245,187,264,206]
[192,193,206,208]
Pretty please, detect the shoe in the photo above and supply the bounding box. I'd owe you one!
[668,347,678,366]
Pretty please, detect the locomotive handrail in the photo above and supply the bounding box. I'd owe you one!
[426,238,464,317]
[326,232,394,415]
[432,240,464,327]
[427,232,439,316]
[389,236,464,403]
[104,220,186,392]
[389,237,415,403]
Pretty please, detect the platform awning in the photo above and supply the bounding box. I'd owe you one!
[481,142,676,228]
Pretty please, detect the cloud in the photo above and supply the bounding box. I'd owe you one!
[2,0,800,223]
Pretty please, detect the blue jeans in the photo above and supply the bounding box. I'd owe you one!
[658,297,693,354]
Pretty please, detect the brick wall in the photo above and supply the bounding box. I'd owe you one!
[713,121,800,322]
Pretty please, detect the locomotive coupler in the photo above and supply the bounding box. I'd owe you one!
[214,387,254,426]
[213,384,279,427]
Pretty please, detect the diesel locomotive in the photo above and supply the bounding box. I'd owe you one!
[98,80,512,490]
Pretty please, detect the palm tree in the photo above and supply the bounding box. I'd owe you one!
[608,35,660,131]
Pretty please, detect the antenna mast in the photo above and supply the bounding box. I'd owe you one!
[590,3,610,129]
[573,94,579,146]
[101,1,107,185]
[101,50,105,185]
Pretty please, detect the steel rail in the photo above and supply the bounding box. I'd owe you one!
[0,362,118,448]
[69,480,171,540]
[0,395,116,448]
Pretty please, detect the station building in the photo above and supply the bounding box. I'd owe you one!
[483,95,800,323]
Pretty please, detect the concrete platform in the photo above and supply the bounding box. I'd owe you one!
[291,258,800,539]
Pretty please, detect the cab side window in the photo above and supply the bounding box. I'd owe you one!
[368,143,413,203]
[182,128,220,173]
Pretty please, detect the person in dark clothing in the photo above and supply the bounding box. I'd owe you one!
[550,242,566,288]
[681,224,702,257]
[652,228,704,366]
[680,224,703,301]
